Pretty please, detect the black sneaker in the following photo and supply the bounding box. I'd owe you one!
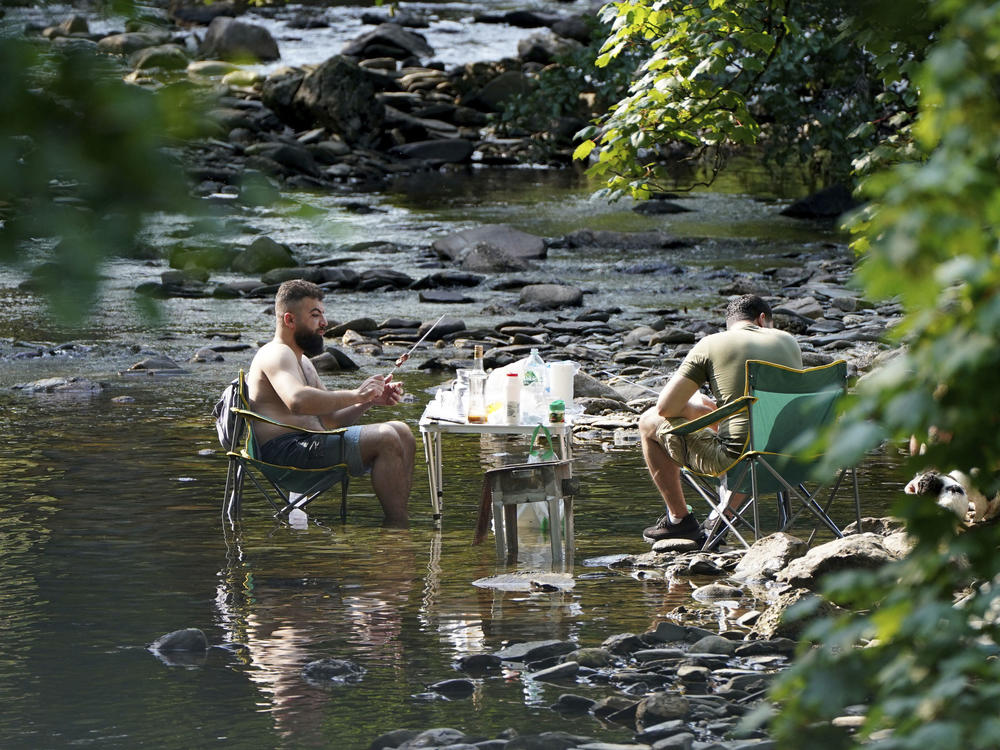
[643,512,704,542]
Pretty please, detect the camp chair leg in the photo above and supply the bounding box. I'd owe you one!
[340,477,349,522]
[756,457,845,538]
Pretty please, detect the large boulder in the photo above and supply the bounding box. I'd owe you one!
[341,22,433,60]
[231,236,295,275]
[200,17,279,62]
[433,224,546,262]
[292,56,388,147]
[751,587,846,640]
[732,532,809,583]
[775,533,896,589]
[780,184,861,219]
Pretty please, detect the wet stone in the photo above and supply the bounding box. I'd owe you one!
[551,693,596,714]
[494,639,576,663]
[456,653,502,674]
[428,678,475,698]
[526,660,579,682]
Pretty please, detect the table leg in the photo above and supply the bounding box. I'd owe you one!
[422,430,442,523]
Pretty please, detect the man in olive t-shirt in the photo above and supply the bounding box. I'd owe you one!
[638,294,802,544]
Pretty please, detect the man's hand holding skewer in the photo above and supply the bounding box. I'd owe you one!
[355,374,404,406]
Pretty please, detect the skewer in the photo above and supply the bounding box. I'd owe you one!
[388,313,448,376]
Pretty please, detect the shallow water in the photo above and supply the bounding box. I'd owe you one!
[0,351,905,749]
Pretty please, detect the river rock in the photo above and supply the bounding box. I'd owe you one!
[519,284,583,310]
[342,22,433,60]
[231,236,295,275]
[651,537,699,553]
[12,377,105,395]
[750,587,845,640]
[636,693,690,728]
[732,532,809,583]
[301,657,365,684]
[371,729,420,750]
[633,199,692,215]
[418,316,465,340]
[558,229,688,250]
[150,627,208,652]
[775,533,895,589]
[128,355,182,371]
[418,290,474,303]
[293,55,389,147]
[780,184,860,219]
[463,70,535,111]
[433,224,546,262]
[250,143,321,178]
[428,678,475,697]
[494,639,577,662]
[574,371,626,401]
[388,138,474,163]
[200,16,279,62]
[98,30,172,55]
[130,44,190,71]
[459,242,534,272]
[691,583,743,602]
[410,270,484,290]
[688,635,739,656]
[779,295,824,319]
[517,32,580,64]
[358,268,413,290]
[456,653,502,673]
[261,267,325,285]
[527,660,579,682]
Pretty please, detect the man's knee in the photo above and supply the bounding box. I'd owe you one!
[639,407,664,439]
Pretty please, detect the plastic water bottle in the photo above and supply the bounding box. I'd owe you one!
[521,348,547,424]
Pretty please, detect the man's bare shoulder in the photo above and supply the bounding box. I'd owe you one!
[250,340,297,373]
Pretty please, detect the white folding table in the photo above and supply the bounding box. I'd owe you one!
[418,406,573,523]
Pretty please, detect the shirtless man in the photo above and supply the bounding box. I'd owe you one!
[246,279,415,525]
[638,294,802,545]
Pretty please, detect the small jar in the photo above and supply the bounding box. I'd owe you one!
[549,399,565,423]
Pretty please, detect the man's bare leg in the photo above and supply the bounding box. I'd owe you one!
[638,394,717,519]
[359,421,415,525]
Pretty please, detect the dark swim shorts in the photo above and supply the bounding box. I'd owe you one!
[258,425,368,477]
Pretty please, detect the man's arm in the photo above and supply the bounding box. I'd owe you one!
[261,344,381,416]
[656,373,702,419]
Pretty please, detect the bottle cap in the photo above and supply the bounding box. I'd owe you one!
[473,344,483,358]
[550,399,565,409]
[506,372,518,377]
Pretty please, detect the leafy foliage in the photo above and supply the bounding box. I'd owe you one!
[759,1,1000,746]
[575,0,935,197]
[0,27,198,319]
[497,24,642,143]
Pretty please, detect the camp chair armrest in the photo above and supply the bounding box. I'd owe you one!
[661,396,756,437]
[231,407,348,435]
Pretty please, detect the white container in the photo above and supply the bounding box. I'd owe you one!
[547,361,577,405]
[505,372,521,424]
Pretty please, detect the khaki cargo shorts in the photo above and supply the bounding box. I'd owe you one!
[655,418,736,476]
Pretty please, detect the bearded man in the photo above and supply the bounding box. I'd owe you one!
[246,279,414,525]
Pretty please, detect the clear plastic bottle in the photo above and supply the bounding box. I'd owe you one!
[520,348,547,424]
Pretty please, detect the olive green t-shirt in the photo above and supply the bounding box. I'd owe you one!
[676,323,803,453]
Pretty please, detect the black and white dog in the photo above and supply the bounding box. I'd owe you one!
[904,469,1000,522]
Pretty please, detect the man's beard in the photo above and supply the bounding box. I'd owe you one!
[294,328,325,357]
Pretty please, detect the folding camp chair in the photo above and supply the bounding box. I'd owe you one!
[222,370,349,522]
[663,359,861,550]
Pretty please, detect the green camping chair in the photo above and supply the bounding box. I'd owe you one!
[222,370,349,522]
[663,359,861,550]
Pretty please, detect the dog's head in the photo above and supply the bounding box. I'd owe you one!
[905,470,968,517]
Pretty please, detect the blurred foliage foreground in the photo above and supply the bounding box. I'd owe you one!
[0,32,196,320]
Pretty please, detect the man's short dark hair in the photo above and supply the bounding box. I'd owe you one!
[275,279,323,314]
[725,294,772,323]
